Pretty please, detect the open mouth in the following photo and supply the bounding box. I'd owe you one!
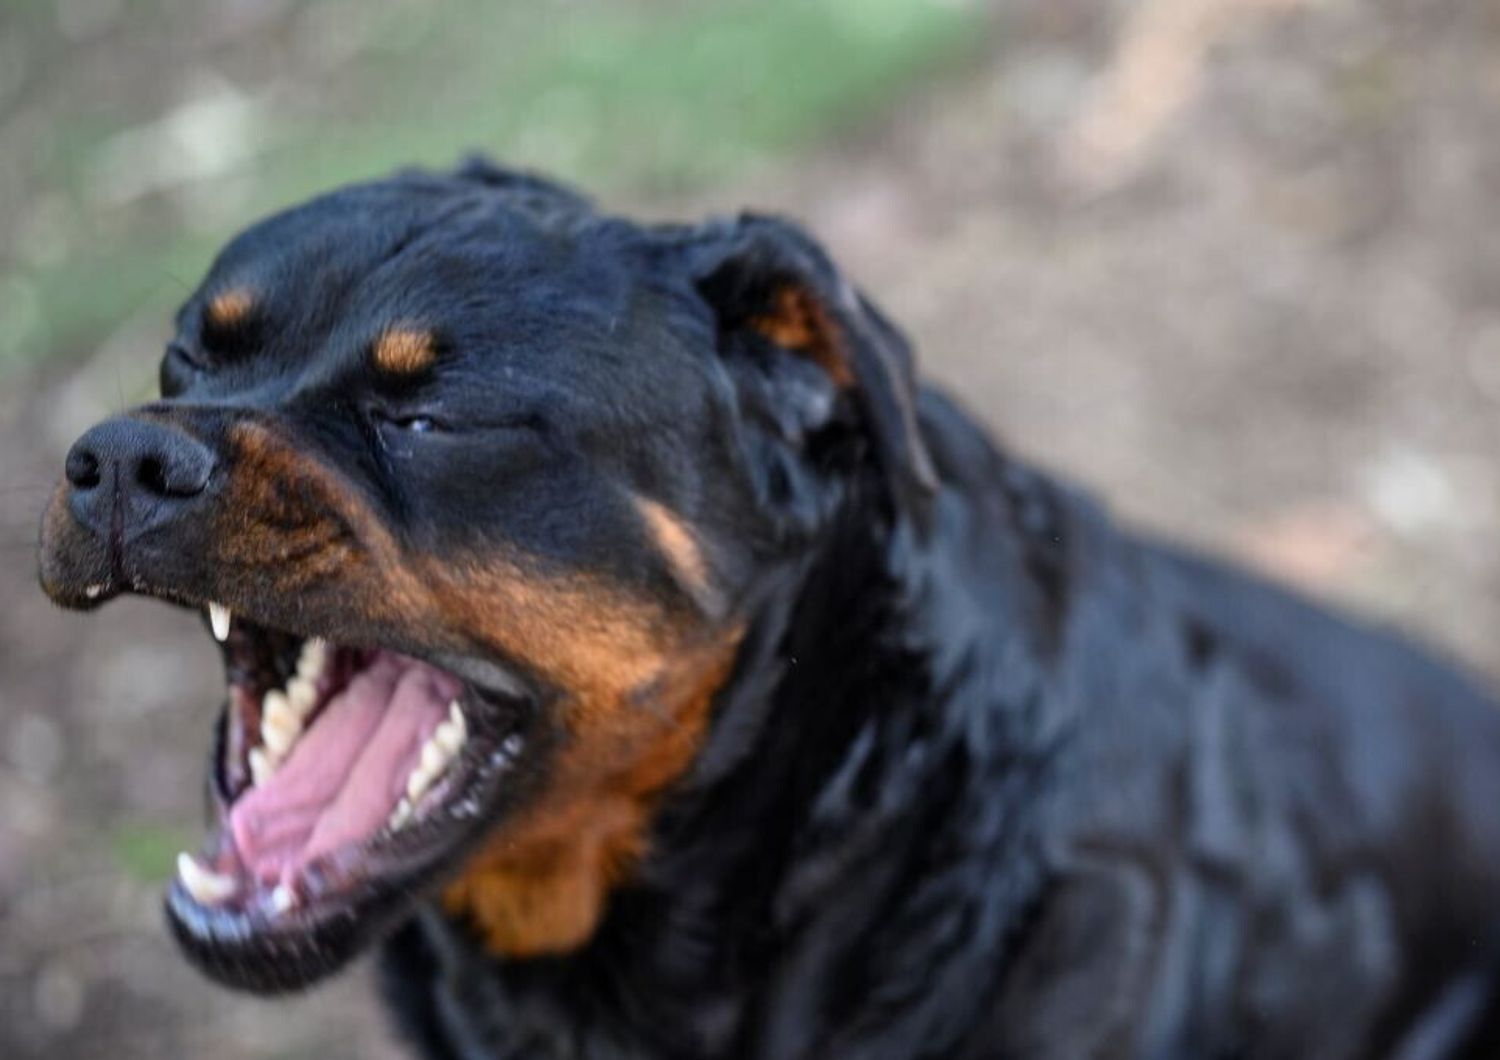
[167,603,537,993]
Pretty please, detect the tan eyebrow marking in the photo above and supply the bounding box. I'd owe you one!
[205,288,255,330]
[634,496,719,615]
[372,326,438,376]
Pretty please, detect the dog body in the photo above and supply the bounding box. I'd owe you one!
[380,389,1500,1060]
[36,164,1500,1058]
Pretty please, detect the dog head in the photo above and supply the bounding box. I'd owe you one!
[37,160,934,992]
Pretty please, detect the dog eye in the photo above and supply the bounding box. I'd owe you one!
[394,415,437,433]
[372,409,443,435]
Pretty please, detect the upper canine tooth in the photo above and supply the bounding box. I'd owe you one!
[296,638,327,679]
[286,675,317,714]
[448,701,467,740]
[177,853,236,905]
[208,602,232,642]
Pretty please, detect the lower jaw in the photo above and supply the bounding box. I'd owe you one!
[167,852,415,993]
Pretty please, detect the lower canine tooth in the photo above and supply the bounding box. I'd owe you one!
[177,853,236,905]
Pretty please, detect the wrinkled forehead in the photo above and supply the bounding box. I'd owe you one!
[182,179,684,394]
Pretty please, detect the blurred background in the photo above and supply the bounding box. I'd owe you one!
[1,0,1497,1056]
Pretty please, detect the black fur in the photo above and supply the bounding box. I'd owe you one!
[375,174,1500,1059]
[41,161,1500,1057]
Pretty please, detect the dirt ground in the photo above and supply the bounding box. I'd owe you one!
[3,1,1498,1057]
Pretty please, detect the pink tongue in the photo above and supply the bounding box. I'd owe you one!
[229,653,460,883]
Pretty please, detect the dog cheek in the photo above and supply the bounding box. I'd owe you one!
[440,628,744,959]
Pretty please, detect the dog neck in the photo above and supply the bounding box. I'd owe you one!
[394,441,1070,1056]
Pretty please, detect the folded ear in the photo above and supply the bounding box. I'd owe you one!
[679,213,938,518]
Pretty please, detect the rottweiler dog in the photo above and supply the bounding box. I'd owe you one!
[37,160,1500,1058]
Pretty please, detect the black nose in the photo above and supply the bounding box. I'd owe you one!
[64,416,216,540]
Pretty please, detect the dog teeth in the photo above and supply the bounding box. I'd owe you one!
[264,688,297,727]
[208,602,232,642]
[296,638,327,680]
[435,706,466,756]
[419,738,447,777]
[404,705,468,805]
[286,675,317,713]
[177,853,236,905]
[245,655,330,783]
[405,764,434,802]
[261,690,301,758]
[248,747,275,786]
[388,798,413,832]
[270,883,297,915]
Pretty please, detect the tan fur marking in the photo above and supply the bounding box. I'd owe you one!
[634,496,717,613]
[441,634,742,957]
[372,326,437,376]
[206,288,255,329]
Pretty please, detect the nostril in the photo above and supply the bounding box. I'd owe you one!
[137,456,169,496]
[135,445,212,498]
[66,449,101,490]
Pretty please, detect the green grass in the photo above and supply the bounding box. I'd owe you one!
[0,0,982,378]
[298,0,975,191]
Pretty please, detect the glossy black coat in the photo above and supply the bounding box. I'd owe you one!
[47,160,1500,1057]
[381,387,1500,1057]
